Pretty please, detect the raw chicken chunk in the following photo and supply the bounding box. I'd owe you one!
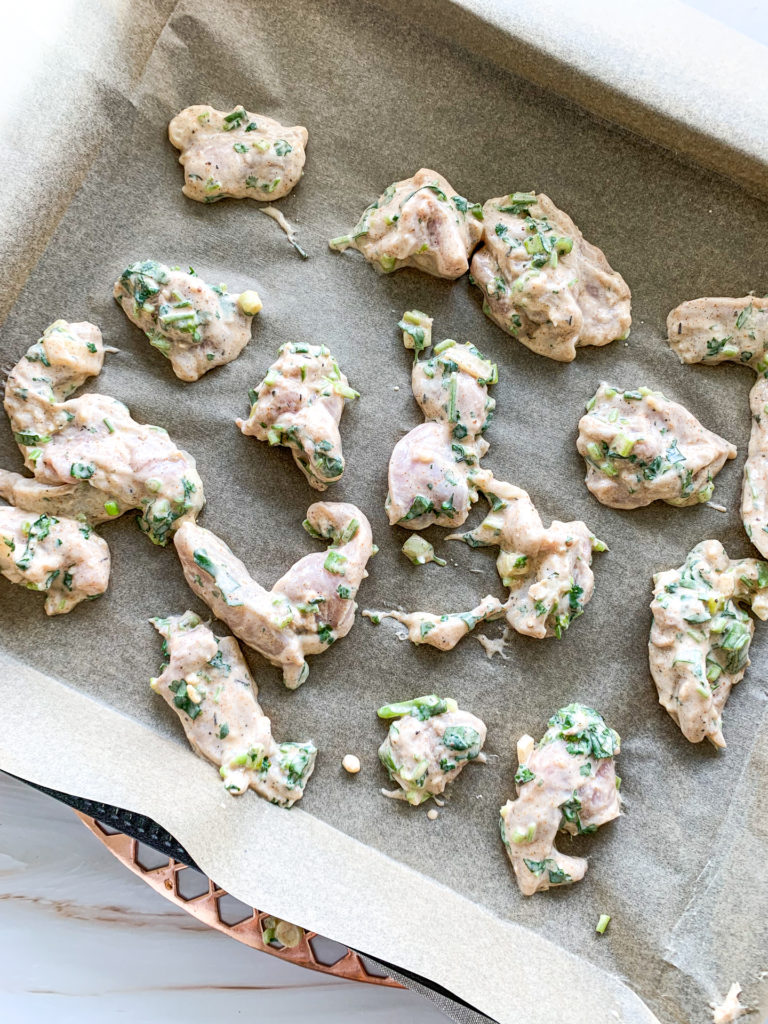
[649,539,768,747]
[114,260,261,381]
[329,169,483,279]
[0,506,109,614]
[150,612,316,805]
[577,382,736,508]
[668,296,768,555]
[3,320,204,545]
[364,596,504,649]
[237,342,358,489]
[369,478,603,651]
[377,694,486,805]
[168,104,307,203]
[471,192,631,361]
[450,479,604,640]
[174,502,373,688]
[500,705,621,895]
[387,316,497,530]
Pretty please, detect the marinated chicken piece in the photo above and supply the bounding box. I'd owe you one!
[329,169,483,279]
[0,507,109,614]
[168,104,308,203]
[4,320,204,545]
[450,478,605,639]
[668,297,768,556]
[150,612,316,805]
[577,382,736,508]
[114,261,261,381]
[471,192,631,361]
[371,478,603,651]
[174,502,373,688]
[387,324,497,530]
[237,342,358,489]
[364,596,504,651]
[0,469,118,526]
[649,540,768,748]
[500,704,621,895]
[377,694,486,805]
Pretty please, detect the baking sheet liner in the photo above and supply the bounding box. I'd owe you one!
[1,2,767,1021]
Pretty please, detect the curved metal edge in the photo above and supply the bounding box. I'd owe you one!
[75,810,403,988]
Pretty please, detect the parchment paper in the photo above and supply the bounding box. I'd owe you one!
[2,2,768,1022]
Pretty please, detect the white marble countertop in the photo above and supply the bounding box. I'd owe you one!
[0,772,449,1022]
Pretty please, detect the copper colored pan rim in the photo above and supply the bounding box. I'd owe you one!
[76,811,402,988]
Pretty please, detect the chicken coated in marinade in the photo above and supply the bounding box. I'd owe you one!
[500,705,621,895]
[668,296,768,555]
[168,104,307,203]
[577,382,736,509]
[237,342,358,490]
[150,612,316,805]
[649,539,768,748]
[3,320,204,546]
[369,478,604,651]
[174,502,373,688]
[386,317,497,530]
[471,192,631,361]
[329,169,483,279]
[449,478,604,639]
[0,506,109,614]
[114,260,261,381]
[377,694,486,806]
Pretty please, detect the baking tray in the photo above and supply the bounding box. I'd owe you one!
[2,3,768,1022]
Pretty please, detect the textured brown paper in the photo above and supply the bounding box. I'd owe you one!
[1,2,767,1022]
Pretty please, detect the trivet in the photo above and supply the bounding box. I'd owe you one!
[76,810,401,987]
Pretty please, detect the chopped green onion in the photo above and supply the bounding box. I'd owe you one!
[402,535,446,566]
[611,432,634,457]
[324,549,347,575]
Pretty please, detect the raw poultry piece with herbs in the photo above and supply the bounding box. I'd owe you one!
[237,342,358,489]
[3,319,204,545]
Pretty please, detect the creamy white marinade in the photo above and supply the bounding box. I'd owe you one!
[168,105,308,203]
[667,297,768,556]
[370,477,604,650]
[470,191,631,361]
[3,320,204,546]
[329,169,483,279]
[150,612,316,805]
[0,507,109,614]
[577,382,736,509]
[237,342,358,490]
[114,261,261,381]
[387,316,497,530]
[649,539,768,748]
[174,502,373,688]
[376,695,486,805]
[500,704,621,896]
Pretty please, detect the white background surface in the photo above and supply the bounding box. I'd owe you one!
[1,2,766,1023]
